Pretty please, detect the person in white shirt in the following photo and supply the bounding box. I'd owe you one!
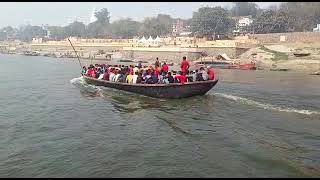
[133,66,139,74]
[132,72,139,84]
[98,73,104,80]
[114,72,121,82]
[109,69,116,82]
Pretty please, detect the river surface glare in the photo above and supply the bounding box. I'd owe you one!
[0,54,319,177]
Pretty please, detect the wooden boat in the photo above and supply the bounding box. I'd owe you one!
[83,75,219,99]
[310,71,320,75]
[23,51,40,56]
[293,52,311,57]
[238,63,257,70]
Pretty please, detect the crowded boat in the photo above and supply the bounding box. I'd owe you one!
[83,56,215,84]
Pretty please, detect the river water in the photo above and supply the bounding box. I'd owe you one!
[0,54,319,177]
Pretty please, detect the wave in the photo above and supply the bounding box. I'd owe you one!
[70,76,103,95]
[214,93,320,115]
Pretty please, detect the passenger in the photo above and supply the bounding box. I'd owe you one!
[144,70,151,81]
[114,70,122,82]
[208,66,215,80]
[180,56,190,75]
[109,69,116,82]
[82,66,87,75]
[87,67,96,78]
[126,72,134,83]
[95,67,101,79]
[137,62,142,69]
[102,69,110,81]
[161,71,169,84]
[119,71,128,83]
[136,72,143,84]
[161,62,169,73]
[191,70,197,82]
[155,65,161,77]
[129,65,134,75]
[133,65,139,74]
[200,67,208,81]
[98,72,104,80]
[196,69,204,81]
[175,71,187,84]
[167,72,175,83]
[132,71,139,84]
[155,57,160,69]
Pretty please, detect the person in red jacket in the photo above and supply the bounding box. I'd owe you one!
[180,56,189,75]
[161,62,169,73]
[175,71,187,84]
[208,66,215,80]
[86,67,96,78]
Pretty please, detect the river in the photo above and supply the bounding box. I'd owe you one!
[0,54,319,177]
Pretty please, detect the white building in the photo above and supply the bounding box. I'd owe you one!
[313,24,320,32]
[238,17,253,27]
[32,38,42,43]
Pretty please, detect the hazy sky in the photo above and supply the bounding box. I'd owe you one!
[0,2,282,28]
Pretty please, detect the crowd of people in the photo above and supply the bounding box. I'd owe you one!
[83,56,215,84]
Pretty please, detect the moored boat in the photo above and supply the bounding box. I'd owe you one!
[238,63,257,70]
[293,52,311,57]
[83,75,219,99]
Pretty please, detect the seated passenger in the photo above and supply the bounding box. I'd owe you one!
[82,66,87,75]
[132,72,139,84]
[167,72,174,83]
[175,71,187,84]
[114,70,122,82]
[109,69,116,82]
[126,72,134,83]
[102,70,110,81]
[98,72,104,80]
[136,73,143,84]
[151,71,159,83]
[200,67,208,81]
[196,69,204,81]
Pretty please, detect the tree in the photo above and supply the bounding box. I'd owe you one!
[231,2,259,17]
[47,26,66,40]
[191,7,234,39]
[16,25,46,42]
[279,2,320,31]
[0,26,16,41]
[94,8,110,25]
[109,18,140,38]
[64,21,86,37]
[138,14,174,37]
[253,9,295,34]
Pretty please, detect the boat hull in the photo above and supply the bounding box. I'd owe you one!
[83,76,218,99]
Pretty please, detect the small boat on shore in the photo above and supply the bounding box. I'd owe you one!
[293,52,311,57]
[195,53,256,70]
[310,71,320,75]
[83,75,218,99]
[238,63,257,70]
[23,51,40,56]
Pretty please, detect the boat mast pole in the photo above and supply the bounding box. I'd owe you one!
[67,38,84,75]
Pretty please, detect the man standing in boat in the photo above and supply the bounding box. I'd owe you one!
[155,57,160,69]
[180,56,190,75]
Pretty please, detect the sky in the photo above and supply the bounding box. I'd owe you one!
[0,2,282,28]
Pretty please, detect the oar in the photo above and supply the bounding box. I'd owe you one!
[67,38,84,75]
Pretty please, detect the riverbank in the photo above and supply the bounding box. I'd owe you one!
[1,40,320,73]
